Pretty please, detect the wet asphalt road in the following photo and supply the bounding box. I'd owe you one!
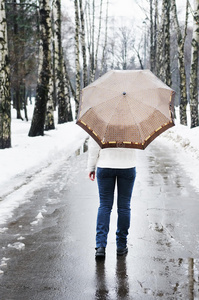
[0,140,199,300]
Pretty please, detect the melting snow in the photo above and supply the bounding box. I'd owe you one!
[8,242,25,250]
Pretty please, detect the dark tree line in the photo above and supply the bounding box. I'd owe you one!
[1,0,73,148]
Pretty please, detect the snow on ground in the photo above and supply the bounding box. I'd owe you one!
[0,103,88,226]
[0,103,199,227]
[157,105,199,192]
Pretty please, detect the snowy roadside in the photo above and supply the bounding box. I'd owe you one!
[160,122,199,160]
[157,118,199,193]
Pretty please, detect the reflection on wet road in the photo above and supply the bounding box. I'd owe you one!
[0,139,199,299]
[95,257,199,300]
[95,256,129,300]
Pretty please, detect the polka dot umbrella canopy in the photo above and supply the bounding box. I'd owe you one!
[76,69,175,149]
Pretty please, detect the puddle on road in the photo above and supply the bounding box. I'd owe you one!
[95,257,130,300]
[151,257,199,300]
[94,257,199,300]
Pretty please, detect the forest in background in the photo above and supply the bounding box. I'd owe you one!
[0,0,198,149]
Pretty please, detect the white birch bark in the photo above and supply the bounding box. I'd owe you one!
[74,0,81,118]
[190,0,199,128]
[28,0,52,136]
[92,0,103,79]
[45,5,55,131]
[100,0,109,76]
[0,0,11,148]
[45,71,55,130]
[150,0,153,70]
[90,0,95,82]
[63,60,73,121]
[164,0,171,87]
[53,0,67,123]
[171,0,188,125]
[156,2,164,79]
[79,0,88,87]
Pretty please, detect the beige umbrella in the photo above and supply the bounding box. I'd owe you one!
[76,69,175,149]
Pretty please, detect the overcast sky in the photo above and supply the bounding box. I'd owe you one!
[62,0,194,25]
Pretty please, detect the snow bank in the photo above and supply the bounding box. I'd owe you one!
[161,124,199,160]
[157,105,199,192]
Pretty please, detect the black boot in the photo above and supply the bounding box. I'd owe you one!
[95,247,105,259]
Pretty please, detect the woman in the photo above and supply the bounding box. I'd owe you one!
[87,137,136,259]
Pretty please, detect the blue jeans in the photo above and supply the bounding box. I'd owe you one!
[96,167,136,249]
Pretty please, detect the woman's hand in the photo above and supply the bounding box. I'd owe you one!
[89,171,95,181]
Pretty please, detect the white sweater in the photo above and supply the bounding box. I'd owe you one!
[87,138,136,172]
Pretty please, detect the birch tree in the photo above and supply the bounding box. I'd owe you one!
[92,0,103,79]
[79,0,88,87]
[28,0,52,136]
[0,0,11,149]
[164,0,171,86]
[53,0,67,124]
[45,72,55,130]
[156,0,171,86]
[45,3,55,131]
[190,0,199,128]
[86,0,104,82]
[150,0,155,72]
[90,0,95,81]
[156,4,164,78]
[63,61,73,121]
[100,0,109,76]
[150,0,158,73]
[74,0,81,117]
[11,0,23,120]
[171,0,189,125]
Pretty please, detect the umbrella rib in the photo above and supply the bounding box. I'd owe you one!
[126,96,161,143]
[103,98,120,141]
[124,96,145,143]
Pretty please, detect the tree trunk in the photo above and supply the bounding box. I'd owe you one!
[51,9,57,109]
[74,0,81,118]
[90,0,95,82]
[156,2,164,79]
[19,0,27,121]
[100,0,109,76]
[79,0,88,87]
[150,0,154,72]
[93,0,103,78]
[28,0,52,136]
[45,3,55,131]
[154,0,159,75]
[164,0,171,87]
[53,0,67,124]
[156,0,171,85]
[13,0,23,120]
[171,0,188,126]
[190,0,199,128]
[45,73,55,130]
[0,0,11,149]
[63,61,73,122]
